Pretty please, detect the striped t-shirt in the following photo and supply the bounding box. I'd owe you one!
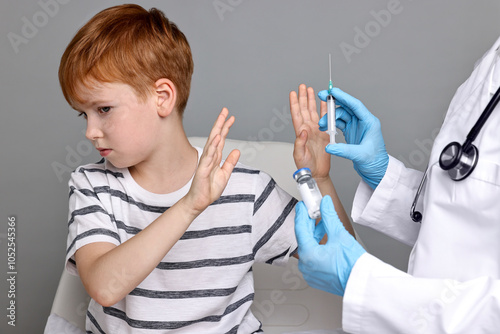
[65,149,298,333]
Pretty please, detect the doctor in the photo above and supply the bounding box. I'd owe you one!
[293,35,500,333]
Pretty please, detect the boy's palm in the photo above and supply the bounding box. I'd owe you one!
[290,85,331,180]
[188,108,240,213]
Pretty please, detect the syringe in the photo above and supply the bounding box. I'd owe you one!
[327,54,337,144]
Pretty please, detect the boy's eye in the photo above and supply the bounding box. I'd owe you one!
[77,112,87,119]
[98,106,111,113]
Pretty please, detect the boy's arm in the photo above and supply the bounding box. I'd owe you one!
[75,108,240,307]
[289,84,353,236]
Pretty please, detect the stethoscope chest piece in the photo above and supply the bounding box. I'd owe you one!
[439,141,479,181]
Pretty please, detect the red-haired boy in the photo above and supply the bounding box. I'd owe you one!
[60,4,350,333]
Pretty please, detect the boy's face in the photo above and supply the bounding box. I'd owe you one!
[74,82,163,168]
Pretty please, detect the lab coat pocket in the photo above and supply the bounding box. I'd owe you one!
[451,159,500,276]
[454,159,500,224]
[417,160,500,278]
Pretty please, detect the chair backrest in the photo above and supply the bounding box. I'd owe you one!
[47,138,343,333]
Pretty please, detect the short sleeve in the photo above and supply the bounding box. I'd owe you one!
[251,171,298,266]
[65,168,121,276]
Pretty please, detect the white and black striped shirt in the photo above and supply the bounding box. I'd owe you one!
[66,149,297,333]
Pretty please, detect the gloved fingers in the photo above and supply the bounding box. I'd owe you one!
[317,89,329,102]
[325,142,366,162]
[318,107,350,132]
[301,272,325,292]
[320,198,366,256]
[329,87,373,122]
[313,220,326,243]
[334,103,355,118]
[318,90,354,117]
[336,119,346,132]
[335,106,352,125]
[294,201,317,249]
[318,196,343,245]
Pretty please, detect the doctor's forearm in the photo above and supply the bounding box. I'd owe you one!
[344,254,500,334]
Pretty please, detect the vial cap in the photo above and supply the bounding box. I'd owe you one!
[293,167,312,181]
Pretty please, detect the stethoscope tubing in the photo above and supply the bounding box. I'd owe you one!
[464,84,500,151]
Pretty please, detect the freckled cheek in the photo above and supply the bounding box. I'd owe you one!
[127,130,153,151]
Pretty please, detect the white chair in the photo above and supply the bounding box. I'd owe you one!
[45,138,345,333]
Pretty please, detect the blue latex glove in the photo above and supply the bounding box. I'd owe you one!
[295,196,366,297]
[318,88,389,189]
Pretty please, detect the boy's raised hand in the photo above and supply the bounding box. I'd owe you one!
[289,84,331,181]
[186,108,240,214]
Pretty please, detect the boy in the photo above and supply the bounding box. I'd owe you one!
[60,4,350,333]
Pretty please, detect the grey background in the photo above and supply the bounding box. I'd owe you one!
[1,0,499,332]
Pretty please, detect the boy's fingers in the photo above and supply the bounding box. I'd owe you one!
[207,108,229,143]
[221,149,240,175]
[220,115,235,141]
[218,115,235,151]
[203,134,221,163]
[293,130,308,163]
[290,90,303,137]
[298,84,311,122]
[319,100,327,119]
[307,87,318,121]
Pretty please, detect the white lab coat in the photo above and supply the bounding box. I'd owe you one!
[342,36,500,334]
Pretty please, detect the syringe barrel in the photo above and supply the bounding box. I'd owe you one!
[327,95,337,144]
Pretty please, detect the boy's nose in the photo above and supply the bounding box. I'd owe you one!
[85,116,103,141]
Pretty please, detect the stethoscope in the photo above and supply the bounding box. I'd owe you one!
[410,84,500,223]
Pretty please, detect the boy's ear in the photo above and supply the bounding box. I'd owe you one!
[154,78,177,117]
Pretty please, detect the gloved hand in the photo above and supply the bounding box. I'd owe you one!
[318,88,389,189]
[295,196,366,296]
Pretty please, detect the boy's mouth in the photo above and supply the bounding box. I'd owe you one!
[97,148,112,157]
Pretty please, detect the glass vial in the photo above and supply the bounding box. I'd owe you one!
[293,168,322,219]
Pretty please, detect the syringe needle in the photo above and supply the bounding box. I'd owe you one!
[327,53,336,144]
[328,53,333,93]
[329,53,332,81]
